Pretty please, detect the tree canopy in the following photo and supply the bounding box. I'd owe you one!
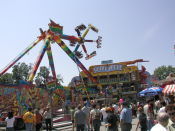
[153,65,175,80]
[0,73,13,84]
[12,62,32,83]
[0,62,63,85]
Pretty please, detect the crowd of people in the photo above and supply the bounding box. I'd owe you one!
[3,106,52,131]
[70,100,131,131]
[70,97,175,131]
[2,95,175,131]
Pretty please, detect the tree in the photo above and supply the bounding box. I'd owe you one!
[0,73,13,84]
[57,74,64,84]
[35,66,50,85]
[35,66,64,86]
[153,65,175,80]
[12,62,32,83]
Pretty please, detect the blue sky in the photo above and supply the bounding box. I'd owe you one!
[0,0,174,85]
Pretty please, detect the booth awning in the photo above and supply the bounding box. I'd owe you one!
[163,84,175,95]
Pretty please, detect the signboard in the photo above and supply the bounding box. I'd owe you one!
[93,64,123,73]
[101,60,113,64]
[80,64,138,77]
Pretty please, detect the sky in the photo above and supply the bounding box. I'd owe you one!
[0,0,174,85]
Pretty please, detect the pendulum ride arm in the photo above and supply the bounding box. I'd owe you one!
[0,38,42,76]
[46,42,57,81]
[82,44,88,56]
[74,24,99,58]
[28,37,50,82]
[74,25,92,52]
[60,34,80,42]
[74,44,81,52]
[82,24,98,38]
[52,35,97,84]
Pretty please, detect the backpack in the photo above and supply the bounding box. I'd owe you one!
[107,114,118,128]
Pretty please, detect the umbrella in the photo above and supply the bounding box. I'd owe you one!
[138,86,163,97]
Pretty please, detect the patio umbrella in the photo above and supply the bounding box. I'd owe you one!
[138,86,163,97]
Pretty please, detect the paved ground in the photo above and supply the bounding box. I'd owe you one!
[55,118,139,131]
[0,118,139,131]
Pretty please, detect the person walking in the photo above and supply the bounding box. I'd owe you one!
[158,101,166,113]
[135,107,147,131]
[82,103,91,131]
[23,107,34,131]
[74,104,86,131]
[90,103,101,131]
[166,104,175,131]
[120,101,132,131]
[43,107,52,131]
[105,107,119,131]
[144,99,155,131]
[112,102,118,115]
[131,103,137,118]
[147,102,155,130]
[5,112,15,131]
[100,104,108,123]
[70,105,76,131]
[34,109,43,131]
[151,112,169,131]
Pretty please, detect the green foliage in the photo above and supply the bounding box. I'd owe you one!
[0,73,13,84]
[153,65,175,80]
[35,66,50,85]
[35,66,64,86]
[12,62,32,83]
[0,62,64,86]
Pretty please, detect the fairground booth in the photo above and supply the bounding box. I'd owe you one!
[70,59,149,104]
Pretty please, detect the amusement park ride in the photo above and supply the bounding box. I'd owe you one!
[0,20,102,114]
[0,20,102,86]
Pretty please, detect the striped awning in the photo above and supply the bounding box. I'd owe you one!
[163,84,175,95]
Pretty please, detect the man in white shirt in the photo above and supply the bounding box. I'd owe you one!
[158,101,166,113]
[151,112,169,131]
[43,107,52,131]
[113,103,118,114]
[100,104,107,122]
[5,112,15,131]
[90,104,101,131]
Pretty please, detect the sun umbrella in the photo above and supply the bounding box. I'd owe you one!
[138,86,163,97]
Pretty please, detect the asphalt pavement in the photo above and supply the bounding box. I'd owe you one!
[0,117,139,131]
[54,117,139,131]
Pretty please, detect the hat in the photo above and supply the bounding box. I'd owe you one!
[119,98,124,103]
